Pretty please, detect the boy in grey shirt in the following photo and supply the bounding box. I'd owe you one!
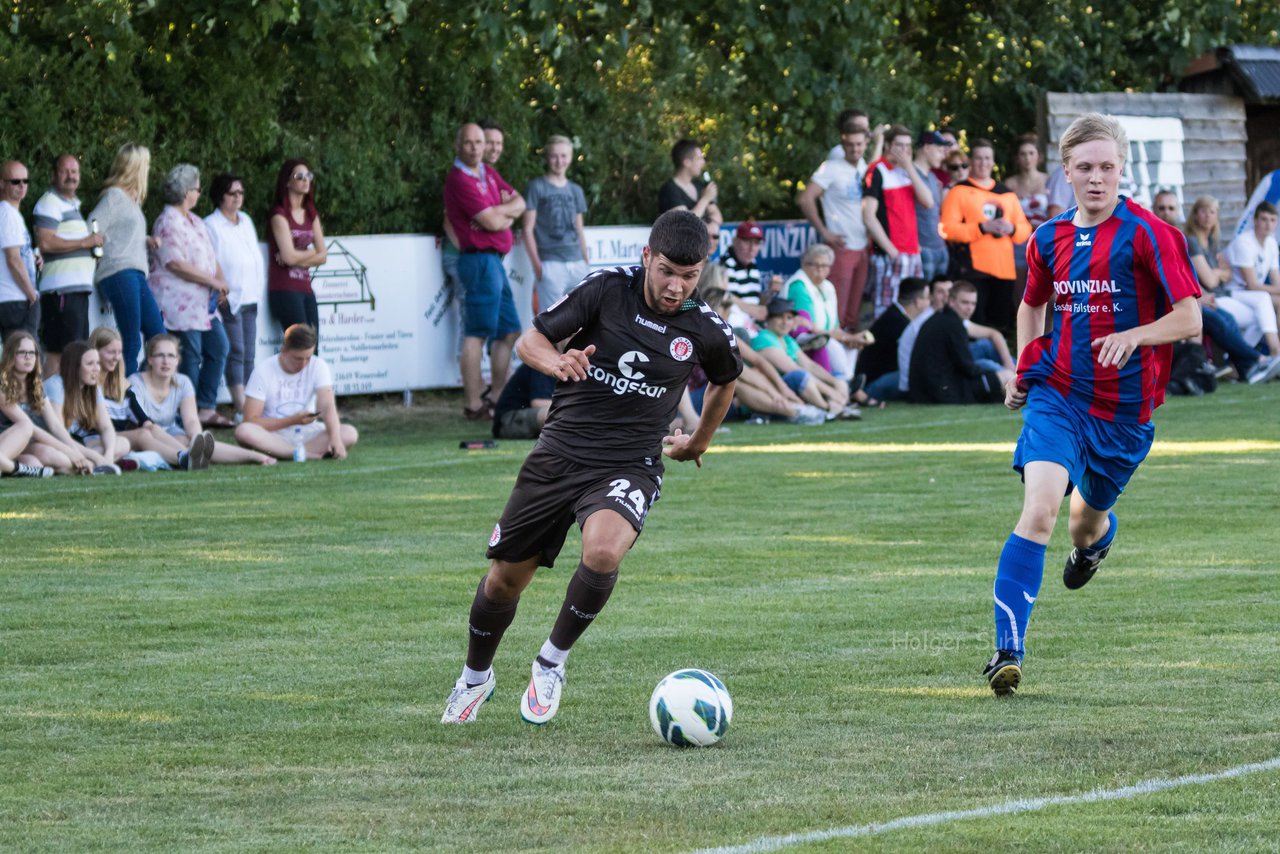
[521,135,589,312]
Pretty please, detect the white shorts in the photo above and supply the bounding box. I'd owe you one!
[1218,290,1278,344]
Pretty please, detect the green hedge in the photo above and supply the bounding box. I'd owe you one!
[2,2,1275,235]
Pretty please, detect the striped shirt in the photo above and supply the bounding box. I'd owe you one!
[1018,198,1201,424]
[33,190,94,294]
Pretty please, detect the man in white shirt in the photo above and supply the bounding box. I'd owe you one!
[234,324,359,460]
[798,121,870,332]
[1227,201,1280,312]
[0,160,39,341]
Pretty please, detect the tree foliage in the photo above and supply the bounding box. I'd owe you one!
[1,1,1276,233]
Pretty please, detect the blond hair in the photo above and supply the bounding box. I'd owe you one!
[102,143,151,203]
[89,326,127,403]
[1059,113,1128,167]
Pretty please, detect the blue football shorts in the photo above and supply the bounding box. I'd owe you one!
[1012,383,1155,511]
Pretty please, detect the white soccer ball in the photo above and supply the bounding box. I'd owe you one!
[648,668,733,747]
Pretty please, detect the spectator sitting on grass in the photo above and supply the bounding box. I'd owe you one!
[699,285,826,425]
[750,296,857,419]
[492,362,555,440]
[92,325,214,470]
[235,323,358,461]
[130,334,273,466]
[907,280,1012,404]
[43,340,130,469]
[784,243,872,380]
[0,330,115,474]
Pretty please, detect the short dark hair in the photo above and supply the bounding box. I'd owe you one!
[671,139,701,171]
[1256,201,1278,218]
[897,277,928,303]
[283,324,319,352]
[888,123,913,144]
[939,126,958,139]
[649,210,709,266]
[209,171,243,209]
[951,279,978,298]
[971,137,996,154]
[479,119,504,134]
[837,109,868,135]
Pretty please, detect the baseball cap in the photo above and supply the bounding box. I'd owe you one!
[917,130,948,147]
[766,296,796,317]
[736,220,764,241]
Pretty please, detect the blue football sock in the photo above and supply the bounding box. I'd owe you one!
[993,533,1047,657]
[1087,511,1118,554]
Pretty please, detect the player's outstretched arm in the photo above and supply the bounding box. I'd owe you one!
[515,329,595,381]
[1091,296,1202,369]
[663,380,736,468]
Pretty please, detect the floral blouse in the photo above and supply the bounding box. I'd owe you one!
[149,205,218,331]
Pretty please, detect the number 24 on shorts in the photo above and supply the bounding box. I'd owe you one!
[607,478,648,520]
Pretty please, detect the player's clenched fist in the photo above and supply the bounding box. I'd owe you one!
[551,344,596,381]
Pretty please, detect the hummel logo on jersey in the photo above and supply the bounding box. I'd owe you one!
[1076,231,1093,247]
[617,351,649,379]
[1053,279,1120,295]
[634,314,667,333]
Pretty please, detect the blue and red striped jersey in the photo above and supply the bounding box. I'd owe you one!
[1017,197,1201,424]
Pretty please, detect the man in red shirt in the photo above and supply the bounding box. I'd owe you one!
[862,125,933,322]
[444,123,526,420]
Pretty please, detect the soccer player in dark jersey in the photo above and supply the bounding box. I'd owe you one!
[441,210,743,724]
[983,113,1202,696]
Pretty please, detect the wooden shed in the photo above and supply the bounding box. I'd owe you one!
[1037,91,1248,225]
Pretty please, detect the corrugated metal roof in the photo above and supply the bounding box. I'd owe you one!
[1222,44,1280,101]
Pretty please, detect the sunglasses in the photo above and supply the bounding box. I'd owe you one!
[5,178,29,186]
[946,163,970,171]
[292,171,315,182]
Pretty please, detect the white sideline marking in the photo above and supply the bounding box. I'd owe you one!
[691,756,1280,854]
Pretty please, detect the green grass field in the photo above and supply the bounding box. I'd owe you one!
[2,385,1278,852]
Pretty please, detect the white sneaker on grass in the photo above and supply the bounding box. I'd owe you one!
[520,661,566,725]
[440,673,496,724]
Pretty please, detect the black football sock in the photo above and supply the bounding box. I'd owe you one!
[544,562,618,659]
[464,578,519,677]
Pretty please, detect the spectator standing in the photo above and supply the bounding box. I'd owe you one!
[939,138,1031,330]
[913,130,950,281]
[942,149,970,197]
[658,139,722,224]
[0,160,39,341]
[934,127,960,187]
[797,121,870,331]
[445,122,527,420]
[908,280,1012,404]
[234,323,358,461]
[522,136,590,312]
[863,125,931,320]
[1005,134,1050,232]
[205,172,265,421]
[89,143,165,376]
[267,159,327,338]
[481,121,505,167]
[149,164,233,429]
[1044,158,1076,219]
[1182,196,1280,383]
[828,110,885,166]
[34,155,103,377]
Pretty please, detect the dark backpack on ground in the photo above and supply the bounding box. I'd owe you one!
[1167,341,1218,396]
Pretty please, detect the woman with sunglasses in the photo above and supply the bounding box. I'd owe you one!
[205,172,265,422]
[267,159,327,340]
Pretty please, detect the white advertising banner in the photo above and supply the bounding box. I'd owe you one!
[84,220,813,397]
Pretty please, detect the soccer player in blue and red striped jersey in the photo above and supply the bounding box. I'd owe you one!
[983,113,1202,696]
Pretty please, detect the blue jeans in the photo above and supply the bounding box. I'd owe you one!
[220,302,258,388]
[174,320,230,410]
[99,268,165,376]
[920,246,949,283]
[1202,305,1259,378]
[867,371,906,402]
